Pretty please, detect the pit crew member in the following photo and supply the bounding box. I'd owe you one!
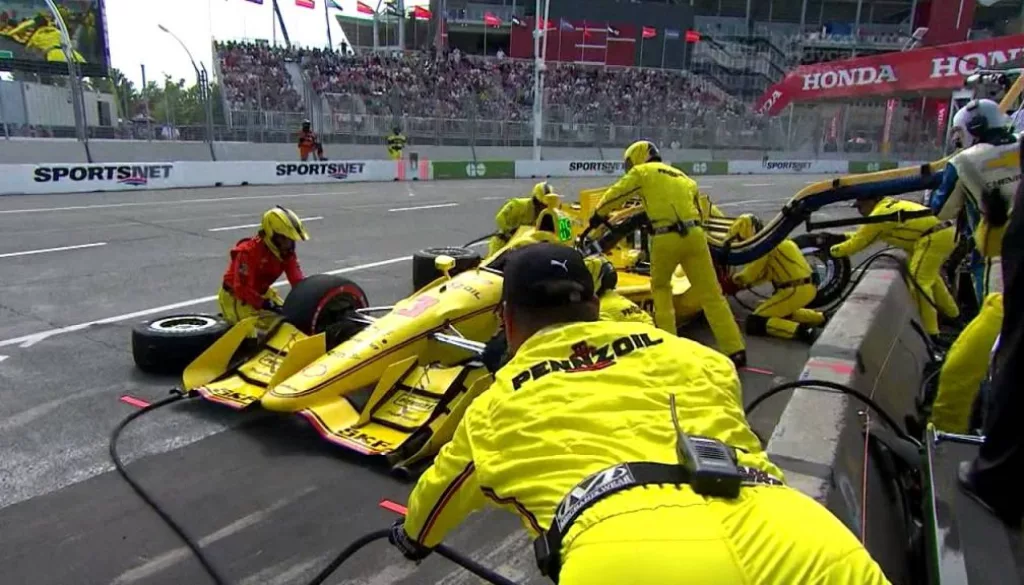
[218,207,309,324]
[959,152,1023,528]
[727,214,825,343]
[927,99,1020,433]
[829,195,959,338]
[585,255,654,326]
[387,127,407,161]
[298,119,323,161]
[390,243,891,585]
[486,182,558,256]
[591,140,745,366]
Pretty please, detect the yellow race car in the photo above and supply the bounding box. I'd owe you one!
[174,197,701,474]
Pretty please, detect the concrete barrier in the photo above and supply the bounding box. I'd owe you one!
[0,138,88,163]
[766,257,929,584]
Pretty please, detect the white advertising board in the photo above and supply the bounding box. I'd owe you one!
[0,160,401,196]
[729,159,849,174]
[516,160,625,179]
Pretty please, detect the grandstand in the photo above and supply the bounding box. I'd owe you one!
[4,0,1022,157]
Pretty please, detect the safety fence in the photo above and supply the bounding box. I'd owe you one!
[0,157,931,196]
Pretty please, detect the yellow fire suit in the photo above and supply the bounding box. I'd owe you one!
[27,26,84,62]
[402,321,890,585]
[733,239,826,340]
[599,290,654,326]
[931,293,1004,432]
[217,287,284,328]
[596,162,744,356]
[386,132,407,160]
[830,197,960,335]
[488,197,539,256]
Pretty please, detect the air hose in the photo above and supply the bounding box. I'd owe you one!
[110,391,519,585]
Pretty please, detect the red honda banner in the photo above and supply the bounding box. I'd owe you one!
[755,33,1024,116]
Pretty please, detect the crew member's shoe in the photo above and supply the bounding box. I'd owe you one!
[729,350,747,369]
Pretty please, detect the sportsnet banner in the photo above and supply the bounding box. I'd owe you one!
[755,33,1024,116]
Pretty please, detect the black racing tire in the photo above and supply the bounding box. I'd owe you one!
[792,233,853,309]
[282,275,370,347]
[131,314,231,374]
[412,246,481,291]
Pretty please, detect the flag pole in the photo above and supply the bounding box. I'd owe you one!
[603,22,609,66]
[324,0,333,50]
[660,30,666,68]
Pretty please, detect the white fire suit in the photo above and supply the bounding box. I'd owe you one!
[928,136,1020,432]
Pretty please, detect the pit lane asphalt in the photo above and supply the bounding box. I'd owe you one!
[0,175,855,585]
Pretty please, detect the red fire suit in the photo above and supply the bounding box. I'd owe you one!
[218,236,304,323]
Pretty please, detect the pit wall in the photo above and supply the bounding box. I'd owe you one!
[0,155,928,196]
[766,261,929,585]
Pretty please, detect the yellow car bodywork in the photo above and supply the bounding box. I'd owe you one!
[182,191,703,469]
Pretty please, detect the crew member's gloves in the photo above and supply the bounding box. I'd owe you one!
[262,299,283,313]
[481,332,510,375]
[389,520,433,561]
[588,213,606,230]
[829,244,846,258]
[981,188,1009,228]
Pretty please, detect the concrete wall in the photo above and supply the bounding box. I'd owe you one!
[767,260,930,585]
[0,138,88,163]
[0,137,929,164]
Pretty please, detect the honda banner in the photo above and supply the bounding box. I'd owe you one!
[755,33,1024,116]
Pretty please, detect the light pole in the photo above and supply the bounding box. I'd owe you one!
[43,0,87,144]
[159,24,214,142]
[531,0,551,160]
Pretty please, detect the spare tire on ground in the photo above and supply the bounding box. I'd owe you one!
[282,274,370,347]
[412,246,482,291]
[132,314,231,375]
[792,232,853,309]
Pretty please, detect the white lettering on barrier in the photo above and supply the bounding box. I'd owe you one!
[0,160,400,196]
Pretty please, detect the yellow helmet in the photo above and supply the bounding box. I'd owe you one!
[532,181,554,203]
[726,214,763,242]
[584,255,618,296]
[261,206,310,258]
[623,140,661,171]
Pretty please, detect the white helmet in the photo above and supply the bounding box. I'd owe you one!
[951,99,1011,147]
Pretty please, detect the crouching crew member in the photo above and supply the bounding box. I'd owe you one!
[389,243,892,585]
[218,207,309,324]
[728,214,825,342]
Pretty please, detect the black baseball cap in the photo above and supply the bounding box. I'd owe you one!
[501,243,596,308]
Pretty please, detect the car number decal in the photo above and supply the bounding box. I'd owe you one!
[396,295,439,317]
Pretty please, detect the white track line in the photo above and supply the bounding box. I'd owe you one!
[0,242,107,259]
[0,255,411,350]
[388,203,459,212]
[0,190,356,215]
[741,183,773,187]
[208,216,323,232]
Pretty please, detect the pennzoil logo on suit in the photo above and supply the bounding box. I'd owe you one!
[510,332,664,390]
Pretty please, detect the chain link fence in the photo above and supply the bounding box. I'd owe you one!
[0,40,950,160]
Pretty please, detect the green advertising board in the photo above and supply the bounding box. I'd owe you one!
[848,161,899,174]
[432,160,515,180]
[673,161,728,176]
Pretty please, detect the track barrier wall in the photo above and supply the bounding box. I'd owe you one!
[0,158,931,196]
[766,260,930,584]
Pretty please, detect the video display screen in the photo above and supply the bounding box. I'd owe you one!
[0,0,109,77]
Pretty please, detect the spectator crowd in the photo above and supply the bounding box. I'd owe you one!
[214,41,762,130]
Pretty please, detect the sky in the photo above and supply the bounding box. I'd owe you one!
[104,0,429,87]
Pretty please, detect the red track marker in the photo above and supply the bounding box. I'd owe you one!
[119,395,151,409]
[742,366,775,376]
[380,499,408,516]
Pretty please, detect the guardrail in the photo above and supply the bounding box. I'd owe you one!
[0,158,931,196]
